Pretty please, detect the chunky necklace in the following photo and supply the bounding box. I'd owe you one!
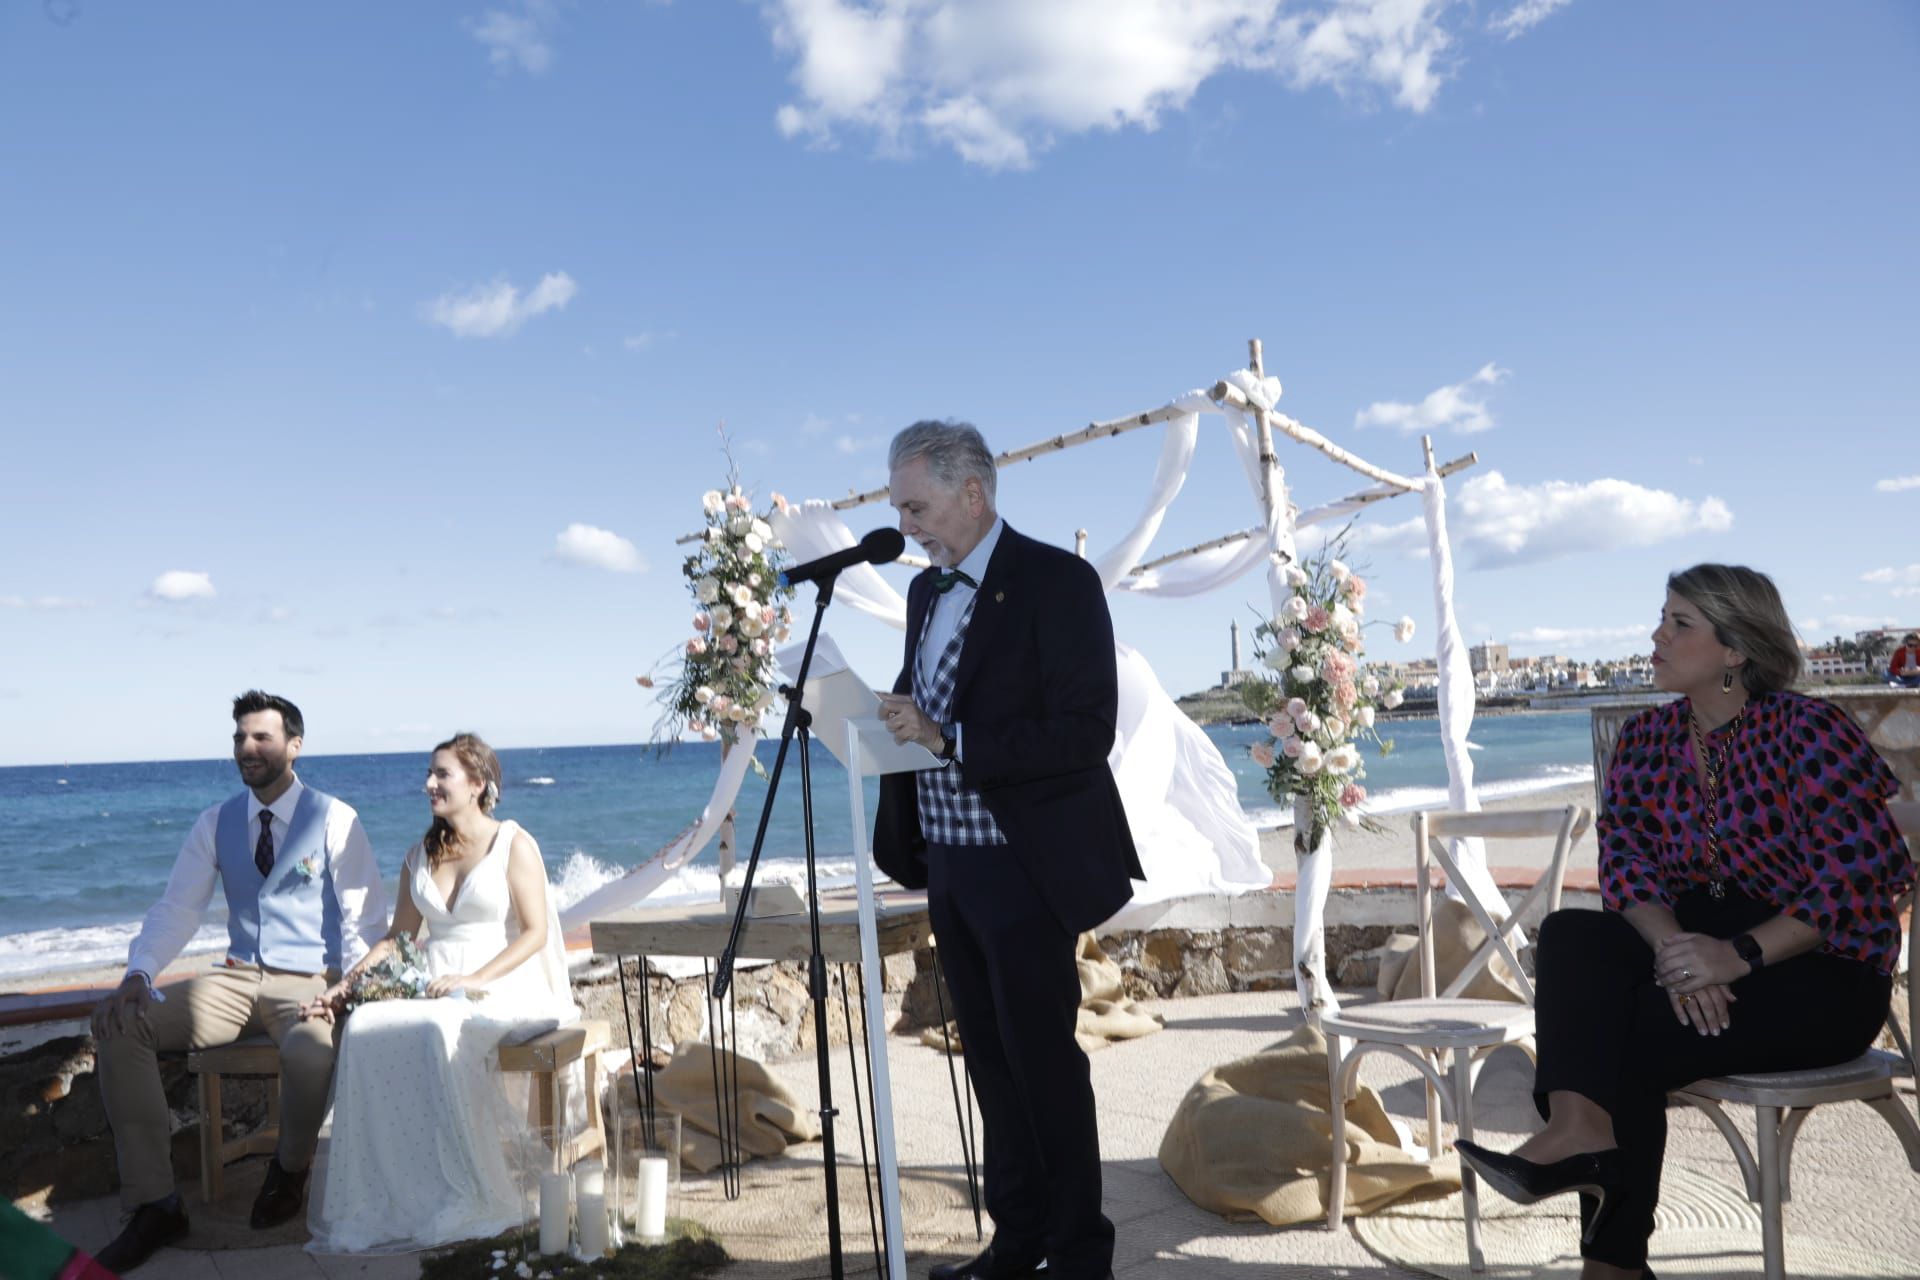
[1689,706,1744,899]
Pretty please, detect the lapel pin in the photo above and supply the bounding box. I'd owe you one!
[995,591,1005,602]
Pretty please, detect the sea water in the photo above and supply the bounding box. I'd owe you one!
[0,711,1595,981]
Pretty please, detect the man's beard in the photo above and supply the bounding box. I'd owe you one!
[239,756,289,790]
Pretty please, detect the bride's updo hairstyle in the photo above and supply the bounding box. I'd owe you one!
[424,731,503,868]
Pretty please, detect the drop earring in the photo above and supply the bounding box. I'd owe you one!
[1721,669,1735,694]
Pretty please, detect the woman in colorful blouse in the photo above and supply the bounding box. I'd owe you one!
[1457,563,1913,1280]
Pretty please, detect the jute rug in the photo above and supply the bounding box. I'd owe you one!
[1352,1163,1909,1278]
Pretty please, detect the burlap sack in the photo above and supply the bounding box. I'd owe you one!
[1378,898,1528,1004]
[1157,1023,1461,1227]
[653,1040,822,1172]
[920,932,1165,1054]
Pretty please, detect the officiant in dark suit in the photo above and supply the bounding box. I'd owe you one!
[874,420,1142,1280]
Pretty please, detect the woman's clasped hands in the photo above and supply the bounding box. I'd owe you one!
[1654,930,1744,1036]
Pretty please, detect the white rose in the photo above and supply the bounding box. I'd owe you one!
[727,704,746,722]
[1297,742,1324,775]
[1329,559,1351,583]
[694,685,714,704]
[1362,675,1380,696]
[1286,566,1309,588]
[1326,744,1360,775]
[1338,617,1359,641]
[1262,648,1289,671]
[1383,688,1405,709]
[739,615,764,638]
[728,514,750,536]
[1290,665,1316,685]
[1332,601,1354,626]
[1282,595,1310,622]
[701,490,725,515]
[744,532,765,554]
[696,577,719,604]
[729,584,754,607]
[710,604,734,631]
[1357,705,1376,729]
[750,518,773,541]
[1324,715,1347,740]
[1395,616,1416,644]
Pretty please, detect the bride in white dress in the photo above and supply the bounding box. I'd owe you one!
[302,732,577,1254]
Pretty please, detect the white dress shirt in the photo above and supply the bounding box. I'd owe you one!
[917,517,1004,763]
[126,774,388,981]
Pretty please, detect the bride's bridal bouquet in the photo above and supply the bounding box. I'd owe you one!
[343,935,484,1009]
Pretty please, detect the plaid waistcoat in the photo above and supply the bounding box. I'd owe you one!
[912,594,1007,846]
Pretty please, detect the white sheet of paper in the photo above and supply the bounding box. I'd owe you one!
[777,634,942,775]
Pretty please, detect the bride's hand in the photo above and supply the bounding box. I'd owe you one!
[426,974,474,999]
[300,984,347,1023]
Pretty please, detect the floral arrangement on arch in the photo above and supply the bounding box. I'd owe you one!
[648,479,795,746]
[1243,537,1414,840]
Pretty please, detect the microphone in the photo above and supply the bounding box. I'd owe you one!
[777,527,906,589]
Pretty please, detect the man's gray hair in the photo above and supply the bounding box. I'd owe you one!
[889,420,997,503]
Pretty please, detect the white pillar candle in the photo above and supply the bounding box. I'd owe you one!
[575,1162,605,1199]
[538,1171,572,1255]
[577,1192,609,1257]
[637,1155,669,1240]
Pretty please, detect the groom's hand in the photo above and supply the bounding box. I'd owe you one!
[92,974,153,1041]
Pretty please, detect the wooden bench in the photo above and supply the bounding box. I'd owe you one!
[187,1019,611,1201]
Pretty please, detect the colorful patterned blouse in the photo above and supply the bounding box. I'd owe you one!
[1599,691,1914,973]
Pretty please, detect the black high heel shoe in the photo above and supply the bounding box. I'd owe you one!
[1453,1139,1622,1244]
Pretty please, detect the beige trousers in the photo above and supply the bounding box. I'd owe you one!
[95,963,337,1208]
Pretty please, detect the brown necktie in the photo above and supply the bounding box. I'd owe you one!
[255,810,275,878]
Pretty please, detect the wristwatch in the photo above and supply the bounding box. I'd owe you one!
[1731,932,1764,972]
[937,724,958,763]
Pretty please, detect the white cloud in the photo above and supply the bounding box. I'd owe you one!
[1894,587,1920,600]
[553,524,647,573]
[623,330,675,352]
[1863,564,1920,586]
[468,2,558,75]
[835,433,887,453]
[425,271,577,338]
[1803,613,1902,634]
[149,571,216,602]
[1355,362,1508,434]
[1488,0,1571,40]
[1508,623,1646,647]
[0,595,89,610]
[1367,471,1733,569]
[764,0,1458,171]
[1875,475,1920,493]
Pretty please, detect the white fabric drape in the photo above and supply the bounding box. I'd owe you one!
[1421,469,1502,918]
[558,735,760,931]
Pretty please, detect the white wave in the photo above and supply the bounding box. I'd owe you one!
[524,776,557,786]
[0,922,228,981]
[1249,765,1594,831]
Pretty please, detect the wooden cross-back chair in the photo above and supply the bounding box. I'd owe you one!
[1323,803,1593,1273]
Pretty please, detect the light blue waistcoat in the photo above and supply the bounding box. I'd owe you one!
[215,787,343,973]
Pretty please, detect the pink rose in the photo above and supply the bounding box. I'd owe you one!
[1345,576,1367,602]
[1251,741,1275,767]
[718,634,739,654]
[1282,737,1305,759]
[1304,605,1331,633]
[1286,697,1308,719]
[1333,678,1357,711]
[686,637,707,656]
[1268,715,1296,740]
[761,606,777,625]
[1340,782,1366,808]
[692,613,711,633]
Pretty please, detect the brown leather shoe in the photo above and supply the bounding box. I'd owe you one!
[95,1200,189,1272]
[249,1156,309,1229]
[929,1244,1046,1279]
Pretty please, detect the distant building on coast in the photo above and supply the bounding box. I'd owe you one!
[1469,641,1510,676]
[1221,618,1259,687]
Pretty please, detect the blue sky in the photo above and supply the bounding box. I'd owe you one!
[2,0,1915,766]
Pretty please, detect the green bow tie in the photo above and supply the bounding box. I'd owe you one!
[933,568,977,594]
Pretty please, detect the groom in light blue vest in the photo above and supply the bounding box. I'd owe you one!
[91,691,388,1272]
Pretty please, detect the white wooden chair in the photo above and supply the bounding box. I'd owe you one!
[1668,798,1920,1280]
[1324,804,1593,1273]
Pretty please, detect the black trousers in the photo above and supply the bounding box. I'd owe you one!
[1532,898,1891,1268]
[927,842,1114,1279]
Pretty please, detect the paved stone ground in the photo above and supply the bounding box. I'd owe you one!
[39,987,1920,1278]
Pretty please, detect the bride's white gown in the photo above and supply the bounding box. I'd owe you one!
[308,820,577,1254]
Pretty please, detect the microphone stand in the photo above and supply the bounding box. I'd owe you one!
[714,570,849,1280]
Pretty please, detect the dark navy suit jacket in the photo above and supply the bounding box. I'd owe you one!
[871,524,1141,933]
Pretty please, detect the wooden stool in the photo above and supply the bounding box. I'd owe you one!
[186,1036,282,1203]
[498,1019,610,1171]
